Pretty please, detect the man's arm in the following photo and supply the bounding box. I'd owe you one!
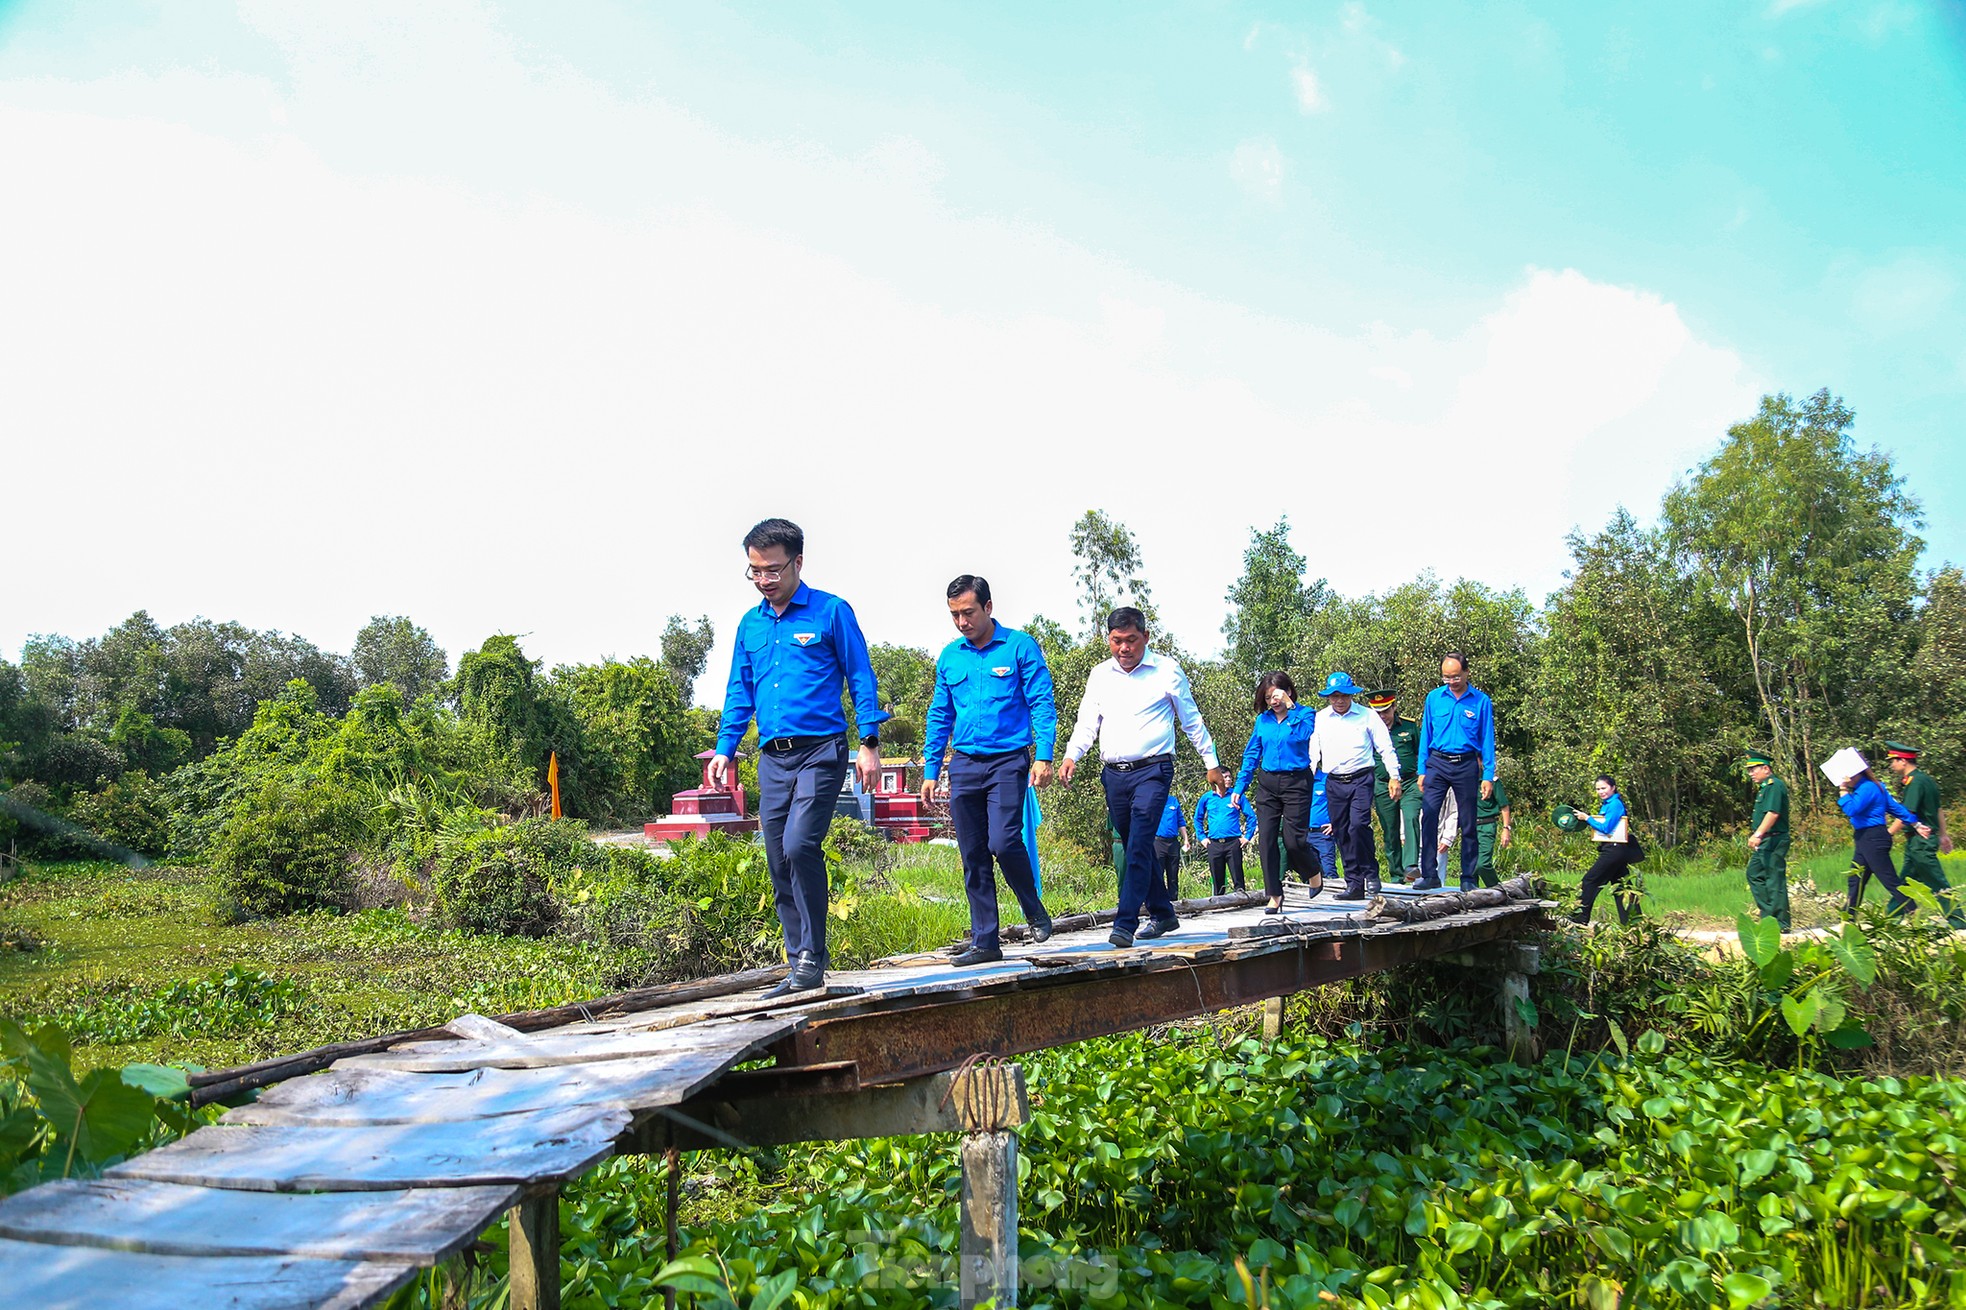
[1023,636,1058,766]
[1479,693,1498,781]
[1414,690,1432,787]
[920,658,955,787]
[1059,665,1103,783]
[1168,664,1223,780]
[1367,711,1401,784]
[1498,803,1513,848]
[710,624,755,785]
[833,599,890,743]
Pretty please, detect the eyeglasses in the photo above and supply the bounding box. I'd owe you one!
[744,565,793,582]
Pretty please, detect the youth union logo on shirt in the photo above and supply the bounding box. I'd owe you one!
[991,666,1012,677]
[1464,708,1476,719]
[793,632,819,646]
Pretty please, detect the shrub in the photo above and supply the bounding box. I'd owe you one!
[432,818,591,937]
[64,774,171,860]
[209,777,361,918]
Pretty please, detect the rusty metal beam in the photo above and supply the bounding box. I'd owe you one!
[768,909,1543,1084]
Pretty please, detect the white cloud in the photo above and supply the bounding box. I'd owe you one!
[1290,62,1326,113]
[1229,137,1286,202]
[0,5,1759,684]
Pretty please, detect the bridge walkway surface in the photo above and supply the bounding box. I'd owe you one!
[0,876,1553,1310]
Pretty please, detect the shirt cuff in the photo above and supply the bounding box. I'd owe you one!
[1034,747,1054,762]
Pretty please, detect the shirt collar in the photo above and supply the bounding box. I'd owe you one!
[760,580,814,618]
[1112,648,1158,675]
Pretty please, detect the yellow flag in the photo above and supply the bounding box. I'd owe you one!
[548,751,562,819]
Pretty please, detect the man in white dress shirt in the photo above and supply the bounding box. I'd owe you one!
[1060,608,1226,948]
[1310,671,1402,901]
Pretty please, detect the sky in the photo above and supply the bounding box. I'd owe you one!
[3,1,1963,699]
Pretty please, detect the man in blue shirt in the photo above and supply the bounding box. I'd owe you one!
[1306,771,1337,889]
[1192,780,1255,894]
[712,519,887,997]
[920,575,1057,966]
[1154,791,1192,902]
[1414,652,1497,891]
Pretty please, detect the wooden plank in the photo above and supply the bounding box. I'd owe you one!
[0,1236,414,1310]
[109,1106,627,1192]
[0,1178,515,1263]
[226,1021,793,1126]
[339,1014,797,1073]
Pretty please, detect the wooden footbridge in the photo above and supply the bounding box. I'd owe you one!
[0,878,1553,1309]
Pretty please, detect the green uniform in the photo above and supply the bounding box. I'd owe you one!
[1745,776,1792,931]
[1373,716,1422,875]
[1896,769,1964,928]
[1471,779,1509,888]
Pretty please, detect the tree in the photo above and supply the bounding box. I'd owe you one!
[659,615,716,696]
[866,643,936,755]
[1885,567,1966,786]
[1068,510,1155,636]
[1222,517,1327,673]
[1663,390,1923,805]
[353,616,449,705]
[549,657,700,822]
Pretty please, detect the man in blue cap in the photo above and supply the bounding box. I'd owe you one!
[1415,651,1497,891]
[1309,671,1402,900]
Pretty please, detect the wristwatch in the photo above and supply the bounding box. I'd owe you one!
[860,734,880,749]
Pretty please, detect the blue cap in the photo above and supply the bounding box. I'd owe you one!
[1320,671,1364,697]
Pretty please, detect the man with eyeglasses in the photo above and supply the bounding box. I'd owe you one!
[1414,651,1497,892]
[712,518,886,997]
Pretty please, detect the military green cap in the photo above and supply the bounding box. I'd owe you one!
[1363,689,1397,711]
[1742,752,1773,770]
[1551,804,1584,833]
[1886,741,1920,761]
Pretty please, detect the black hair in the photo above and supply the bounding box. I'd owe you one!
[743,518,804,559]
[947,575,991,605]
[1252,670,1297,713]
[1442,651,1471,674]
[1595,774,1618,792]
[1106,606,1147,635]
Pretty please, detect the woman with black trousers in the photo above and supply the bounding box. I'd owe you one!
[1230,671,1323,914]
[1571,775,1641,925]
[1838,764,1930,915]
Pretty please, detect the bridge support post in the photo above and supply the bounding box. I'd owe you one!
[509,1184,560,1310]
[1261,996,1286,1042]
[959,1129,1018,1308]
[1499,943,1541,1063]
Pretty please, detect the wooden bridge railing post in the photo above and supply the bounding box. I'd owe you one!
[952,1062,1024,1310]
[509,1184,561,1310]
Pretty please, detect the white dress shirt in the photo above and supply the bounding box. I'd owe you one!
[1064,649,1219,769]
[1311,703,1401,778]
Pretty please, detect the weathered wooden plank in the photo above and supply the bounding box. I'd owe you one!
[339,1014,798,1073]
[109,1106,627,1192]
[0,1178,515,1263]
[0,1236,414,1310]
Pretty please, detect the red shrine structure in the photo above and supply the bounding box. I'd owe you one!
[644,751,759,843]
[643,752,948,846]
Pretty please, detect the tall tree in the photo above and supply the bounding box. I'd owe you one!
[1222,517,1327,673]
[1885,567,1966,787]
[352,615,450,705]
[1663,390,1923,804]
[1068,510,1155,636]
[658,615,716,696]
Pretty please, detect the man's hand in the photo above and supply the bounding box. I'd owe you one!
[1182,837,1193,853]
[1747,833,1762,851]
[1387,778,1402,802]
[1480,779,1495,802]
[918,778,937,806]
[1229,792,1243,809]
[856,744,879,791]
[709,754,732,788]
[1944,834,1956,856]
[1916,823,1934,840]
[1059,757,1078,785]
[1030,759,1053,789]
[1499,827,1512,850]
[1206,766,1227,790]
[1416,773,1426,792]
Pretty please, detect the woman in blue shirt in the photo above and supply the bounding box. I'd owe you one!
[1231,671,1323,913]
[1570,775,1640,926]
[1838,764,1930,915]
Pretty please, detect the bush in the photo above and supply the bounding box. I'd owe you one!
[64,774,171,860]
[209,777,361,918]
[432,818,592,937]
[566,833,782,976]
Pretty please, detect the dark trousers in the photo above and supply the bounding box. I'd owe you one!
[1745,834,1791,930]
[757,735,848,962]
[1101,757,1176,935]
[1848,825,1911,914]
[1578,841,1639,924]
[1420,752,1480,885]
[1154,838,1183,901]
[1206,837,1246,894]
[1327,770,1379,895]
[949,748,1048,951]
[1254,770,1317,900]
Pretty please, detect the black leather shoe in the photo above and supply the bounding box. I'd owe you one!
[1107,928,1135,949]
[1333,890,1367,902]
[1136,916,1179,940]
[1029,921,1053,944]
[1411,877,1442,891]
[762,951,825,998]
[952,945,1004,967]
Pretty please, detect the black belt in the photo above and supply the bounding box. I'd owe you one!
[762,733,843,754]
[1430,750,1479,762]
[1329,767,1371,782]
[1104,754,1172,772]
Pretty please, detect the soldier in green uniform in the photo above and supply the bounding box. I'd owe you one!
[1885,743,1964,929]
[1365,690,1422,883]
[1437,778,1512,887]
[1742,752,1791,932]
